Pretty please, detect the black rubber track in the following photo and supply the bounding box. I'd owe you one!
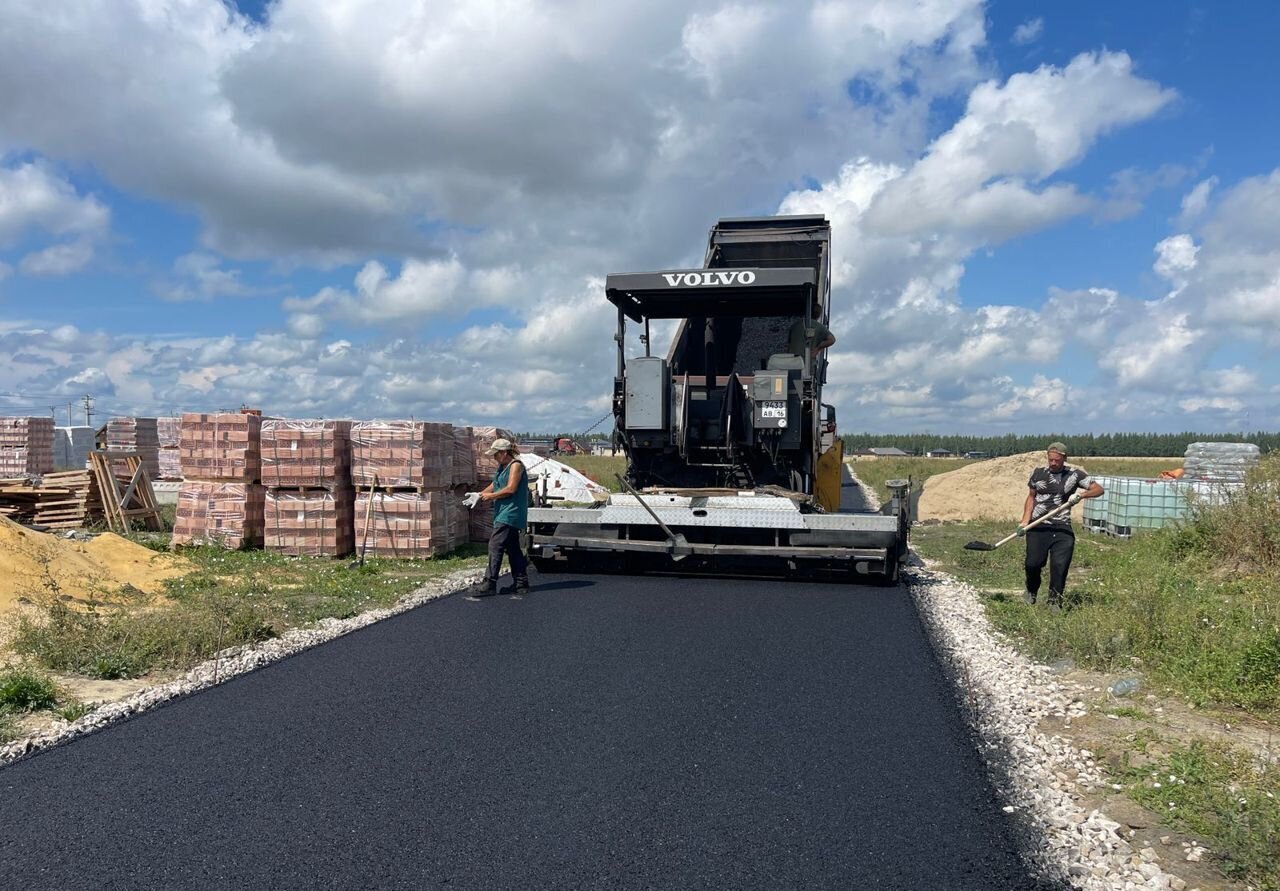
[1,576,1053,890]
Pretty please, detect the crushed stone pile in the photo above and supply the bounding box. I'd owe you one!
[918,451,1089,523]
[0,517,189,612]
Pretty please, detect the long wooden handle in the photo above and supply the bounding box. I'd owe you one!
[995,499,1075,548]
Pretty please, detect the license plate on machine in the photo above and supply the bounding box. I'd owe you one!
[759,401,787,419]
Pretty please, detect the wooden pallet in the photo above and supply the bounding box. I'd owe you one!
[0,469,102,528]
[89,451,163,532]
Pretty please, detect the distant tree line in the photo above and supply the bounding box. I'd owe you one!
[841,431,1279,457]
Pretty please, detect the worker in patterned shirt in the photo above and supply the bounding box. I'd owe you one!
[1019,442,1103,610]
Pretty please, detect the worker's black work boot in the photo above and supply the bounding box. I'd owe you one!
[1046,591,1063,613]
[1023,589,1037,605]
[465,580,497,600]
[503,576,530,598]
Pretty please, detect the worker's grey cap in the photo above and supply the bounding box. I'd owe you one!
[1046,441,1068,457]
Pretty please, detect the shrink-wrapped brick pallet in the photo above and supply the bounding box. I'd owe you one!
[179,412,262,482]
[355,490,452,558]
[469,497,494,544]
[0,416,54,476]
[471,426,515,481]
[106,417,160,480]
[448,487,471,549]
[157,449,183,481]
[172,481,265,549]
[351,421,452,490]
[265,487,355,557]
[156,416,182,480]
[262,419,352,488]
[452,426,477,486]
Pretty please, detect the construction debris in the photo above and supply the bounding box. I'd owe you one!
[0,417,54,477]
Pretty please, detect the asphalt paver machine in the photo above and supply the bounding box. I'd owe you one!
[527,215,911,581]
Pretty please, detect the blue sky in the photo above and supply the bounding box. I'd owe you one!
[1,1,1278,433]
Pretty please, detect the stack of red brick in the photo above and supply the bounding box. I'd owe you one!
[466,427,515,543]
[0,417,54,477]
[106,417,161,481]
[173,412,264,549]
[156,416,182,480]
[262,419,354,557]
[352,420,474,558]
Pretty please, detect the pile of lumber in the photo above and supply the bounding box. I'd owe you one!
[174,413,264,549]
[0,470,101,529]
[351,421,452,489]
[107,417,160,481]
[0,417,54,477]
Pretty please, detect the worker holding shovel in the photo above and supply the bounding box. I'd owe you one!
[1020,442,1103,610]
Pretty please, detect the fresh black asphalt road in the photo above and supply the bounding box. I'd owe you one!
[0,575,1051,890]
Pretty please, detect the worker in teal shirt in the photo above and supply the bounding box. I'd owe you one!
[466,438,530,598]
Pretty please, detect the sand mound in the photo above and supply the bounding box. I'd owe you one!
[918,451,1090,523]
[0,517,190,612]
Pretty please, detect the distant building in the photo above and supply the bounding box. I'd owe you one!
[868,447,910,457]
[964,450,994,460]
[927,448,954,458]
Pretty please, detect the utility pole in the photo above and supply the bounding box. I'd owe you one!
[82,394,95,427]
[68,402,74,427]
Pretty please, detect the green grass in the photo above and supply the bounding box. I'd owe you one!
[916,520,1280,712]
[1118,741,1280,889]
[0,667,86,740]
[0,667,59,712]
[847,457,976,504]
[11,545,487,680]
[559,455,627,492]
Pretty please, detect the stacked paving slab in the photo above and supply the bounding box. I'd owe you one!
[467,426,515,543]
[351,420,464,558]
[106,417,161,482]
[0,417,54,477]
[262,419,354,557]
[173,412,264,549]
[156,417,182,481]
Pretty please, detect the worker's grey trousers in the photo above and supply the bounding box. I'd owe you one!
[1025,526,1074,603]
[486,523,529,586]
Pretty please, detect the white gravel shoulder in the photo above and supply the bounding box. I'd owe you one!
[906,561,1191,889]
[2,568,479,768]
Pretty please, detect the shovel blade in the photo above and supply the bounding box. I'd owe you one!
[669,533,692,562]
[963,541,996,551]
